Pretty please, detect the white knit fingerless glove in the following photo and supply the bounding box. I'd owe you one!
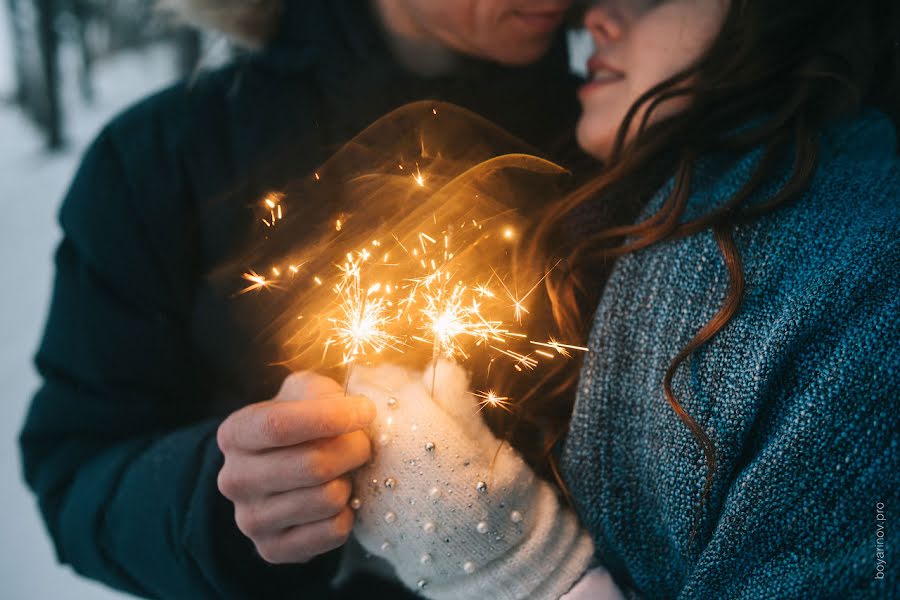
[346,360,594,600]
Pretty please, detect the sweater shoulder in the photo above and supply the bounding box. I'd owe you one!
[694,112,900,295]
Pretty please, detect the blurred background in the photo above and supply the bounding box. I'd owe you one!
[0,2,221,597]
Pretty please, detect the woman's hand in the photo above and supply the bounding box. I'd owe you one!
[346,360,594,600]
[216,372,375,563]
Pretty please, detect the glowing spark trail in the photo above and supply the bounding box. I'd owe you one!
[239,270,277,294]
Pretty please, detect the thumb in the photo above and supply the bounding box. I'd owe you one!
[274,370,343,402]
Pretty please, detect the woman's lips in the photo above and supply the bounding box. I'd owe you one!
[579,56,625,99]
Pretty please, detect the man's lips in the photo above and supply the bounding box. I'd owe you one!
[512,9,568,33]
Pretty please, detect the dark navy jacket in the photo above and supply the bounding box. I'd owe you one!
[18,2,585,598]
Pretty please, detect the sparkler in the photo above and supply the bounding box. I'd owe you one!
[242,200,584,408]
[324,253,402,392]
[238,103,588,411]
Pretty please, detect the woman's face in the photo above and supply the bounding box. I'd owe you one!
[576,0,728,159]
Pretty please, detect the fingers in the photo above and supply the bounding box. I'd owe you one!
[234,477,353,538]
[218,393,376,451]
[218,430,371,499]
[253,506,355,564]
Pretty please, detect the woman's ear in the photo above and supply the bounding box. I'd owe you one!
[157,0,285,49]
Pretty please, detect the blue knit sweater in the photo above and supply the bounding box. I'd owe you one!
[560,110,900,599]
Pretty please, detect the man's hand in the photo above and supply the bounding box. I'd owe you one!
[216,372,375,564]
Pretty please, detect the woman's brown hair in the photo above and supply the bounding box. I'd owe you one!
[491,0,900,551]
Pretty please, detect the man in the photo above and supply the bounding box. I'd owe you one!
[19,1,586,598]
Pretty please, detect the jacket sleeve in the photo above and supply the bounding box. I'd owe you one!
[18,126,341,598]
[681,234,900,599]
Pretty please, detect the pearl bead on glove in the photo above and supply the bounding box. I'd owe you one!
[346,359,595,600]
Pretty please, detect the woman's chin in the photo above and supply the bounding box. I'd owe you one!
[575,118,614,161]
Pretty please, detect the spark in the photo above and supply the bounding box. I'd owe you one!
[325,256,402,367]
[239,270,277,294]
[490,346,538,371]
[414,163,425,187]
[472,390,513,413]
[491,260,560,323]
[530,339,589,358]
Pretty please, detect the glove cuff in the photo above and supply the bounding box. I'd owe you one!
[400,481,595,600]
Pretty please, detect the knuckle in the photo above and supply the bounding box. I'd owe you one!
[279,370,332,401]
[234,505,264,538]
[257,532,316,565]
[216,420,234,451]
[261,411,288,445]
[217,468,239,498]
[255,540,284,564]
[279,371,309,397]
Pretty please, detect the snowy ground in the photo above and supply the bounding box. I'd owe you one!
[0,11,180,597]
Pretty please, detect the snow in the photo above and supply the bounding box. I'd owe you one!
[0,10,179,597]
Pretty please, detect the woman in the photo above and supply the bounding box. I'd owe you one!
[346,0,900,598]
[548,0,898,597]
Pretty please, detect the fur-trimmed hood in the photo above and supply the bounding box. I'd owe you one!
[159,0,284,48]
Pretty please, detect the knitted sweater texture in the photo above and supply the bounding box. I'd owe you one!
[560,110,900,599]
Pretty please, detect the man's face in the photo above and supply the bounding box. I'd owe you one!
[379,0,574,65]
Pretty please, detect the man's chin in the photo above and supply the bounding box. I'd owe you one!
[479,40,555,67]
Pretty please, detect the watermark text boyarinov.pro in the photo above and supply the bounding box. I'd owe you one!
[875,502,887,580]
